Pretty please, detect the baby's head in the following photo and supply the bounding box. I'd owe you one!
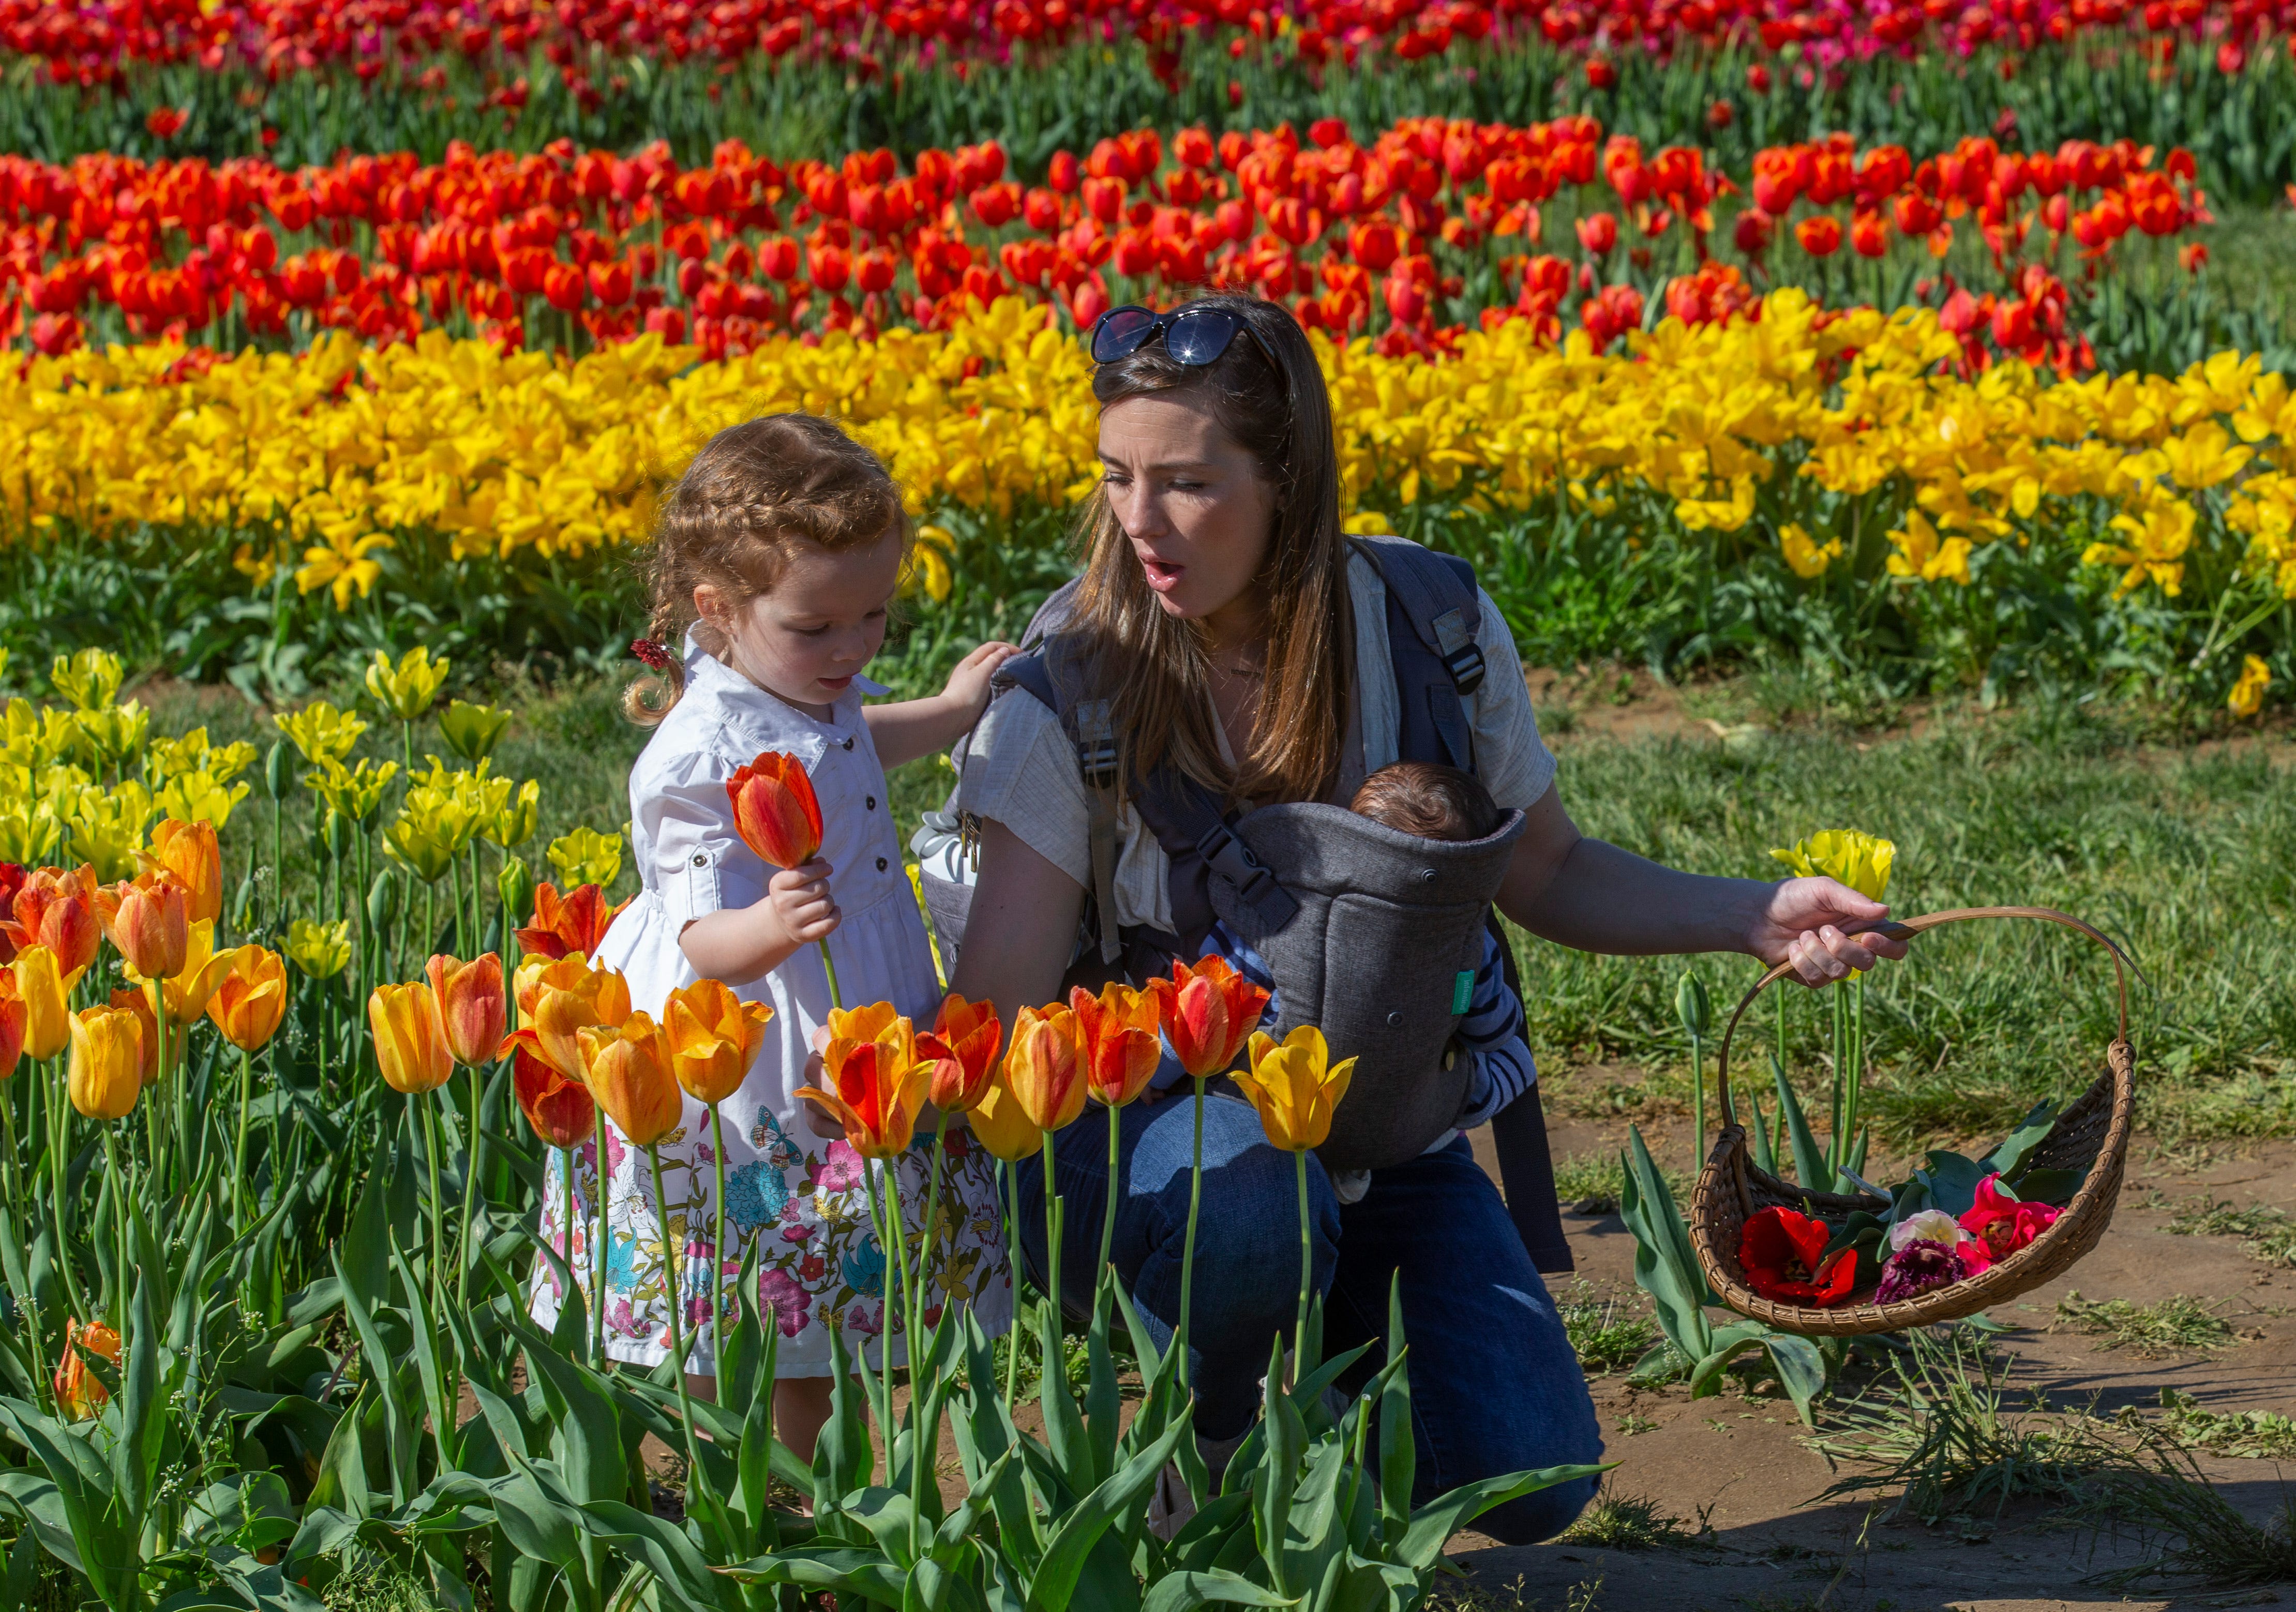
[627,413,909,722]
[1349,762,1500,842]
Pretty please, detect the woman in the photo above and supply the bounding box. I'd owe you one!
[948,294,1903,1542]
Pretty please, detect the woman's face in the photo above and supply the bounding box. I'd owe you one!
[1097,393,1277,629]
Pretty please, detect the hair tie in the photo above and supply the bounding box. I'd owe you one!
[630,638,675,671]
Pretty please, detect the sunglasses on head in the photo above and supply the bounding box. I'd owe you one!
[1089,302,1273,368]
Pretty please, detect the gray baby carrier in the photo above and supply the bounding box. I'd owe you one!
[918,535,1572,1271]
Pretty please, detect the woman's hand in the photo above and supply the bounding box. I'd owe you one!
[1751,877,1909,986]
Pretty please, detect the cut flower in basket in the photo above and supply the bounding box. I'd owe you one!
[1961,1173,2062,1260]
[1739,1206,1857,1306]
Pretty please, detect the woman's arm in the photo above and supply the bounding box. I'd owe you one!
[947,818,1087,1027]
[1495,782,1909,985]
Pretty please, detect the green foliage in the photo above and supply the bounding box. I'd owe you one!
[2146,1389,2296,1461]
[1556,1290,1659,1377]
[2051,1291,2245,1355]
[1554,1488,1701,1551]
[2162,1195,2296,1266]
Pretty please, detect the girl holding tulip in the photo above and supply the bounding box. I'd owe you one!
[535,413,1016,1453]
[950,294,1910,1544]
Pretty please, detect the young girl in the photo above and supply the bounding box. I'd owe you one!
[531,413,1016,1457]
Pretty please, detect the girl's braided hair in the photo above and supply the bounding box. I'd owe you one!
[624,413,908,725]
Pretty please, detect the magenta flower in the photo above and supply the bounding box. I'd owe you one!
[1875,1238,1972,1304]
[1959,1173,2061,1260]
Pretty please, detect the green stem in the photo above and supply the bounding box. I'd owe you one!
[816,938,843,1011]
[919,1119,949,1322]
[710,1104,729,1380]
[1690,1029,1706,1173]
[562,1146,578,1320]
[101,1126,128,1336]
[1097,1099,1121,1292]
[1177,1077,1206,1388]
[1293,1146,1311,1378]
[458,1062,486,1313]
[1847,975,1867,1167]
[883,1153,916,1377]
[1039,1126,1061,1327]
[1001,1161,1022,1405]
[644,1141,718,1535]
[419,1093,447,1315]
[233,1048,252,1223]
[592,1103,610,1368]
[1827,985,1848,1176]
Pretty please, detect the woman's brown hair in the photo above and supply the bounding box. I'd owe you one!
[624,413,908,724]
[1071,294,1350,804]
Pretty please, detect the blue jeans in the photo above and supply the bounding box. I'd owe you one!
[1013,1089,1603,1545]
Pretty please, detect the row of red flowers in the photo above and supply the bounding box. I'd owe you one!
[0,114,2207,367]
[6,0,2294,88]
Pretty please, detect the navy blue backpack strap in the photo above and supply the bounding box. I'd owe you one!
[1132,771,1299,947]
[1349,534,1487,772]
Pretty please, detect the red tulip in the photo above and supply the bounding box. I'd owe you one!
[918,992,1002,1112]
[1793,215,1844,256]
[1575,211,1618,255]
[1738,1206,1855,1305]
[726,751,823,869]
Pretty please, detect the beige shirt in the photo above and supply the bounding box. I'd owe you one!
[958,546,1556,933]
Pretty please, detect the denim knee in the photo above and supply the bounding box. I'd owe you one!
[1471,1468,1601,1547]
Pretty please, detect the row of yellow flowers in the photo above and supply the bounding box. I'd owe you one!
[4,293,2294,611]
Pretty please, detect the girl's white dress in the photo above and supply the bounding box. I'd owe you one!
[529,635,1012,1373]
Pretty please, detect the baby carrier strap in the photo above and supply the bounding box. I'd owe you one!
[1349,534,1487,773]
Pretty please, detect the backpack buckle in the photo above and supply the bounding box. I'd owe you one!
[1074,700,1119,789]
[1194,820,1300,931]
[1431,609,1486,695]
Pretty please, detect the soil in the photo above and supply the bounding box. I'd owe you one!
[1446,1113,2296,1611]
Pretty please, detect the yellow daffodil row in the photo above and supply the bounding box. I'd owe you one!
[5,291,2292,607]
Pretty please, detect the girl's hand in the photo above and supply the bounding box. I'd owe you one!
[770,859,840,945]
[799,1027,843,1139]
[940,640,1021,724]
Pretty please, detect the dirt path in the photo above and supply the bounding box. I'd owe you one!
[1444,1116,2296,1611]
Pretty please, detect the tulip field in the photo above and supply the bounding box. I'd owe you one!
[3,0,2296,1600]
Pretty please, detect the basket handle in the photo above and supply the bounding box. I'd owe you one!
[1712,906,2133,1132]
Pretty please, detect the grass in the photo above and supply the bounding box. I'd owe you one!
[1551,1150,1688,1213]
[1556,1285,1660,1376]
[2050,1292,2246,1356]
[319,1559,435,1611]
[2145,1389,2296,1460]
[2060,1446,2296,1590]
[1806,1328,2128,1526]
[1515,699,2296,1162]
[1555,1489,1704,1551]
[2163,1196,2296,1267]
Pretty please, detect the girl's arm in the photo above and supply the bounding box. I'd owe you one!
[863,641,1018,770]
[947,818,1085,1029]
[1495,781,1910,985]
[679,860,838,987]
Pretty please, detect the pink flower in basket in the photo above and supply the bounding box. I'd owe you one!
[1958,1174,2061,1260]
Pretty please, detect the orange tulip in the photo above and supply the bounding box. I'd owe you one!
[663,977,773,1105]
[148,920,235,1026]
[726,750,823,868]
[515,881,631,961]
[796,1004,930,1158]
[143,818,222,924]
[918,992,1002,1113]
[102,876,188,982]
[1072,981,1162,1108]
[1153,954,1270,1079]
[0,974,24,1081]
[513,1041,597,1150]
[0,866,100,984]
[500,954,633,1080]
[427,951,506,1067]
[54,1318,121,1421]
[109,987,166,1085]
[967,1073,1042,1163]
[577,1012,684,1147]
[370,981,455,1095]
[208,946,289,1052]
[1003,1002,1086,1134]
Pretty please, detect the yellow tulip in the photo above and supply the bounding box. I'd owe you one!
[1768,830,1896,902]
[1236,1026,1356,1152]
[663,978,773,1105]
[2228,654,2271,719]
[274,701,368,766]
[68,1005,143,1120]
[369,981,454,1095]
[439,700,513,761]
[285,918,353,978]
[49,649,122,713]
[1002,1003,1085,1134]
[502,954,633,1080]
[310,757,398,823]
[366,646,451,721]
[141,818,223,923]
[208,947,289,1052]
[966,1074,1042,1164]
[578,1013,684,1147]
[157,770,252,828]
[545,826,624,890]
[149,920,237,1026]
[13,946,70,1062]
[484,778,541,849]
[383,808,460,884]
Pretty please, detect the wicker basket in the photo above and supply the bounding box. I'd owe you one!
[1687,906,2137,1337]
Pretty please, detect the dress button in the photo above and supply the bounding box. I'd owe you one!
[865,796,876,810]
[692,853,707,867]
[842,736,854,751]
[876,857,889,872]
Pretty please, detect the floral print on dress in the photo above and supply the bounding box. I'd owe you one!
[536,1117,1011,1369]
